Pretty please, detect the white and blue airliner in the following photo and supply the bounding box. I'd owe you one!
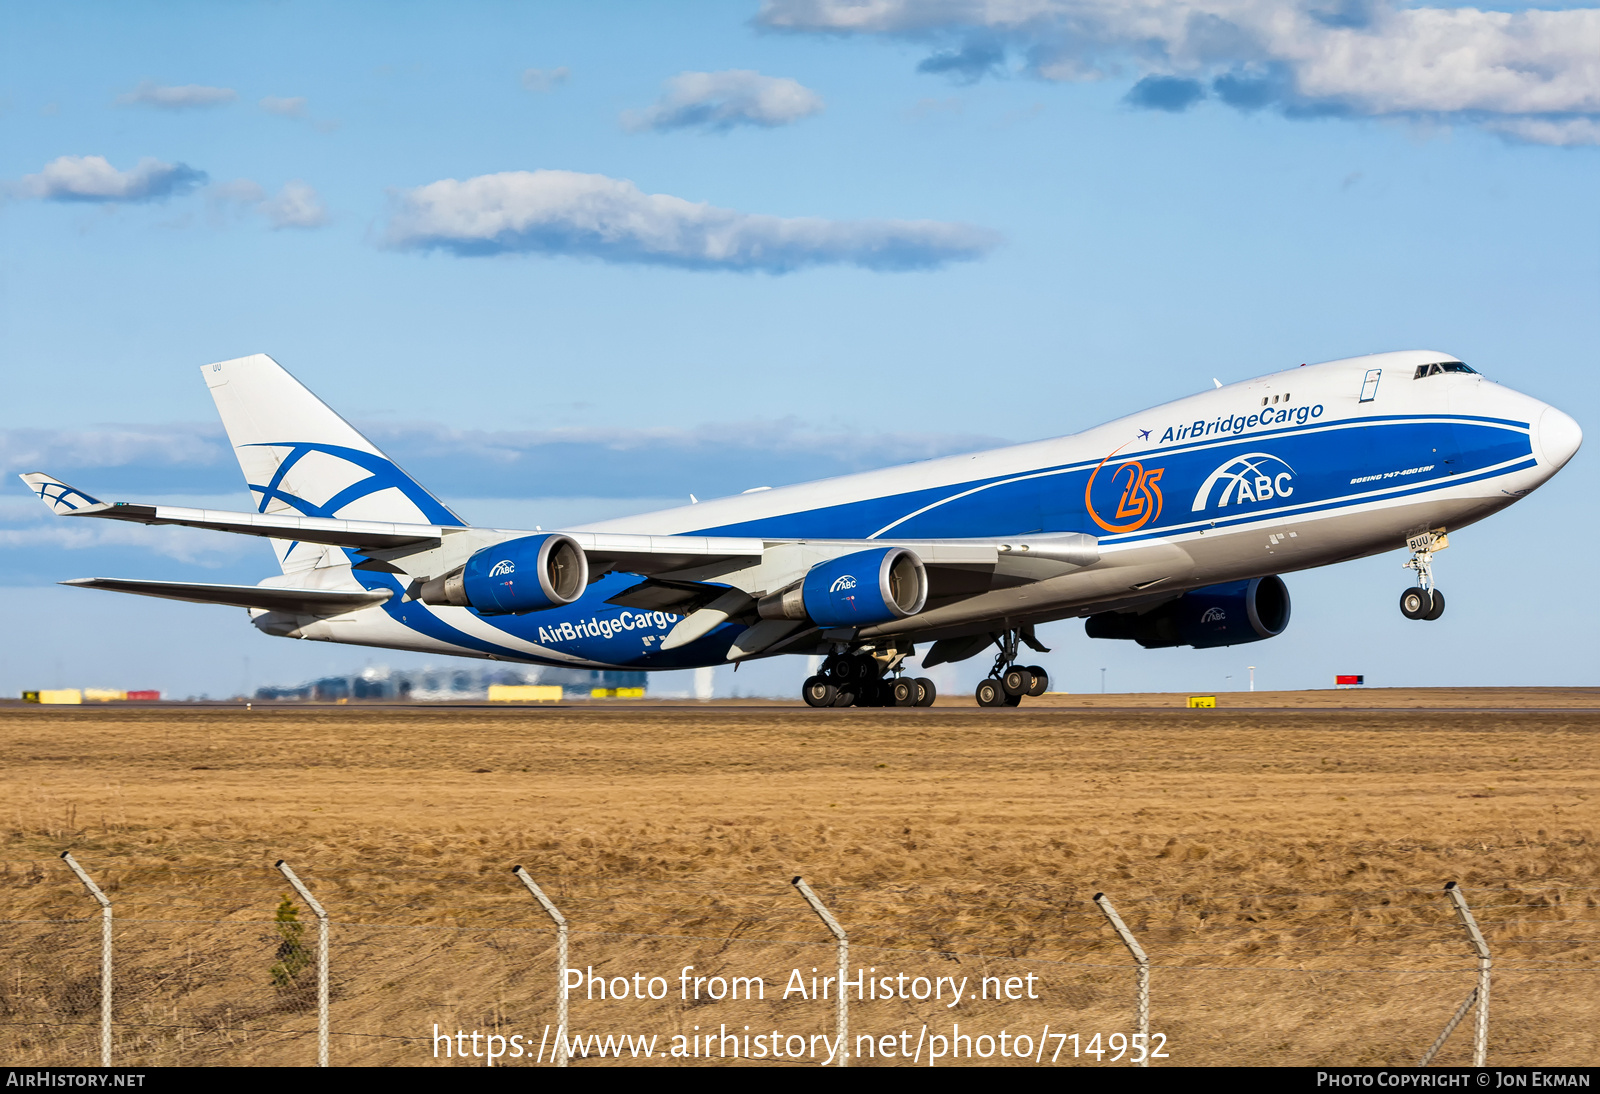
[23,351,1581,707]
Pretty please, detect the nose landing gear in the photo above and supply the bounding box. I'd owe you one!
[1400,530,1448,621]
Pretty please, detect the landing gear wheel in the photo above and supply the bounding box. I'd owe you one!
[976,678,1008,707]
[1399,587,1431,620]
[829,656,867,684]
[831,688,856,708]
[802,676,837,708]
[1423,588,1446,621]
[1001,665,1034,698]
[1004,690,1023,707]
[1024,666,1049,697]
[889,678,918,707]
[914,677,937,707]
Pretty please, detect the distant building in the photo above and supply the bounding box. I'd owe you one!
[253,663,646,702]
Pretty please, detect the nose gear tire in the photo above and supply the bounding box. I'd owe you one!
[1399,587,1431,619]
[1423,588,1446,620]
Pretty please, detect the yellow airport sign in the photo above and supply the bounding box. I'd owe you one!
[487,685,563,703]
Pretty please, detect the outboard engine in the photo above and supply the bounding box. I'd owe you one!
[759,546,928,628]
[1085,575,1290,649]
[419,533,588,614]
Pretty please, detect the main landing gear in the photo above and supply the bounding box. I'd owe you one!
[975,627,1050,709]
[1399,530,1448,621]
[802,649,936,709]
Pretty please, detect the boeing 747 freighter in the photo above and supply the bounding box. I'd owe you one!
[23,351,1580,707]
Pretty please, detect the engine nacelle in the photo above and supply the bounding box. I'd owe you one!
[1085,575,1290,649]
[781,547,928,628]
[419,533,588,615]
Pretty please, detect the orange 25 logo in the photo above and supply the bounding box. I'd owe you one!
[1084,446,1165,533]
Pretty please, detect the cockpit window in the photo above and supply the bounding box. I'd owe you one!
[1413,361,1477,379]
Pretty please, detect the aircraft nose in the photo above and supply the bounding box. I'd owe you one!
[1536,405,1583,470]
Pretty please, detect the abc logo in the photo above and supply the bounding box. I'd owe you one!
[830,575,857,594]
[489,560,515,577]
[1192,453,1296,512]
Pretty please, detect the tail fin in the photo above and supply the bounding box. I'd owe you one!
[203,354,464,572]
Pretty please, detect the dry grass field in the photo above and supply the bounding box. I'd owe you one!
[2,690,1596,1068]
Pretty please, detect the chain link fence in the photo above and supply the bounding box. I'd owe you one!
[3,858,1595,1066]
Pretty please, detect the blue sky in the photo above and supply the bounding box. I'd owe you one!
[2,1,1597,699]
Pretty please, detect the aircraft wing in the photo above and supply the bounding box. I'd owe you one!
[19,472,443,550]
[59,577,392,614]
[19,473,1095,585]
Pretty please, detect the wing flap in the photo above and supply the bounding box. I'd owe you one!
[572,532,765,574]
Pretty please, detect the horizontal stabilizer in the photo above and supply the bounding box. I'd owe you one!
[61,577,391,615]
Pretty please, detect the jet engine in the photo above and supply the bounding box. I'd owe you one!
[418,533,588,615]
[1085,576,1290,649]
[759,546,928,628]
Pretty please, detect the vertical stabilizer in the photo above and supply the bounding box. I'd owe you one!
[203,354,464,573]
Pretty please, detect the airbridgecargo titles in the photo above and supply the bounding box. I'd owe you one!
[1160,402,1325,443]
[22,348,1580,708]
[535,611,683,647]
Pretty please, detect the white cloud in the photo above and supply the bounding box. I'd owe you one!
[0,520,249,565]
[259,95,308,118]
[1483,116,1600,147]
[206,179,327,229]
[522,67,571,92]
[382,169,997,271]
[757,0,1600,145]
[15,155,207,203]
[210,179,267,208]
[622,70,825,132]
[116,80,237,109]
[260,181,328,229]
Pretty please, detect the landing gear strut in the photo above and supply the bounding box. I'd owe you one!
[1400,530,1448,621]
[975,626,1050,708]
[802,648,935,708]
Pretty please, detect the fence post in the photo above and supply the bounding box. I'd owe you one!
[1094,892,1150,1067]
[1449,881,1491,1067]
[512,866,568,1067]
[275,860,329,1067]
[791,876,848,1067]
[60,852,112,1068]
[1417,881,1492,1067]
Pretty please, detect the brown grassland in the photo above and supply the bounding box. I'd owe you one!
[1,689,1596,1068]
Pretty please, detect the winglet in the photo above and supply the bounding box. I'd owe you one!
[18,473,107,515]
